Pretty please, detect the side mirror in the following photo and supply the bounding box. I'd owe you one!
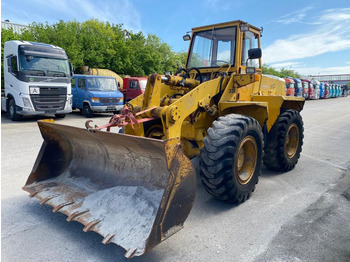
[69,62,74,78]
[248,48,262,59]
[244,48,262,74]
[183,34,191,41]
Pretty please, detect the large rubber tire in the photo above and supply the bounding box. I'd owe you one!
[8,98,23,121]
[82,104,93,118]
[200,114,264,203]
[263,109,304,171]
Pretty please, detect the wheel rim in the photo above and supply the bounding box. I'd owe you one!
[285,123,299,159]
[84,106,90,116]
[235,135,258,185]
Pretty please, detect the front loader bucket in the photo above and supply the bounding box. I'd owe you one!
[23,121,197,258]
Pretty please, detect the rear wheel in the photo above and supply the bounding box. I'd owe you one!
[8,98,23,121]
[82,104,93,118]
[200,114,263,203]
[263,109,303,171]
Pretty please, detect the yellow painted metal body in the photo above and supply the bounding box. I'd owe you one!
[23,20,306,258]
[125,21,305,158]
[126,71,304,158]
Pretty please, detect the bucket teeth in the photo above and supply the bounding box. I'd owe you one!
[102,234,115,245]
[52,201,75,212]
[40,195,58,205]
[29,191,38,197]
[125,248,137,258]
[83,220,101,232]
[66,210,89,222]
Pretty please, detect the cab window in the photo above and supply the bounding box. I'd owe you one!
[241,31,259,67]
[7,56,18,74]
[78,78,86,90]
[130,81,139,90]
[71,78,76,88]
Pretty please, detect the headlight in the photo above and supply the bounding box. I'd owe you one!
[91,97,100,103]
[22,97,33,108]
[120,97,124,102]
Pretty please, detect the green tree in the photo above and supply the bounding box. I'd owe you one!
[262,64,301,79]
[1,29,23,88]
[1,19,185,83]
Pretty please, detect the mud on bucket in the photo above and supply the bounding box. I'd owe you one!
[23,121,197,258]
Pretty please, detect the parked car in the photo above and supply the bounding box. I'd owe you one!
[71,74,124,117]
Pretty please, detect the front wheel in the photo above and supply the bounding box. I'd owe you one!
[8,98,23,121]
[82,104,93,118]
[263,109,304,171]
[200,114,264,203]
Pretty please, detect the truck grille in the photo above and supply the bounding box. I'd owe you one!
[30,95,66,111]
[39,86,67,95]
[99,97,120,104]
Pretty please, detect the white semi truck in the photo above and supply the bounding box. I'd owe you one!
[2,41,73,120]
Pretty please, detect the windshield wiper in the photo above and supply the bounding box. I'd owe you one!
[47,70,67,77]
[23,69,46,76]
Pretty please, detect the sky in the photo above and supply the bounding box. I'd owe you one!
[2,0,350,76]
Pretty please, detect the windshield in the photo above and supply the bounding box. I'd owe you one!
[87,77,118,92]
[139,80,147,90]
[19,54,70,77]
[187,26,236,68]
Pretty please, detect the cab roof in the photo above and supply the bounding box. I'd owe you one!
[191,20,262,33]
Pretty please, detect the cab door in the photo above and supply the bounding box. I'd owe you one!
[72,77,86,109]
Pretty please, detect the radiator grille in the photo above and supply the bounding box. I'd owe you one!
[99,97,120,104]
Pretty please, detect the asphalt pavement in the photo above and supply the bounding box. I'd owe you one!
[2,98,350,262]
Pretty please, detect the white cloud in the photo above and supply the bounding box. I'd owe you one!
[263,8,350,64]
[292,65,350,75]
[12,0,142,32]
[274,6,313,25]
[269,61,304,69]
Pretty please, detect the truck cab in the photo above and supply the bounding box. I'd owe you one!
[292,78,303,97]
[2,41,73,120]
[311,80,320,99]
[284,78,295,96]
[319,82,325,98]
[71,75,124,117]
[301,80,309,99]
[323,82,330,98]
[121,77,147,102]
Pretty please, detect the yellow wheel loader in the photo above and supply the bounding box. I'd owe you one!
[23,20,305,258]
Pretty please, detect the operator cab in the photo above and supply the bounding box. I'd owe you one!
[183,20,262,82]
